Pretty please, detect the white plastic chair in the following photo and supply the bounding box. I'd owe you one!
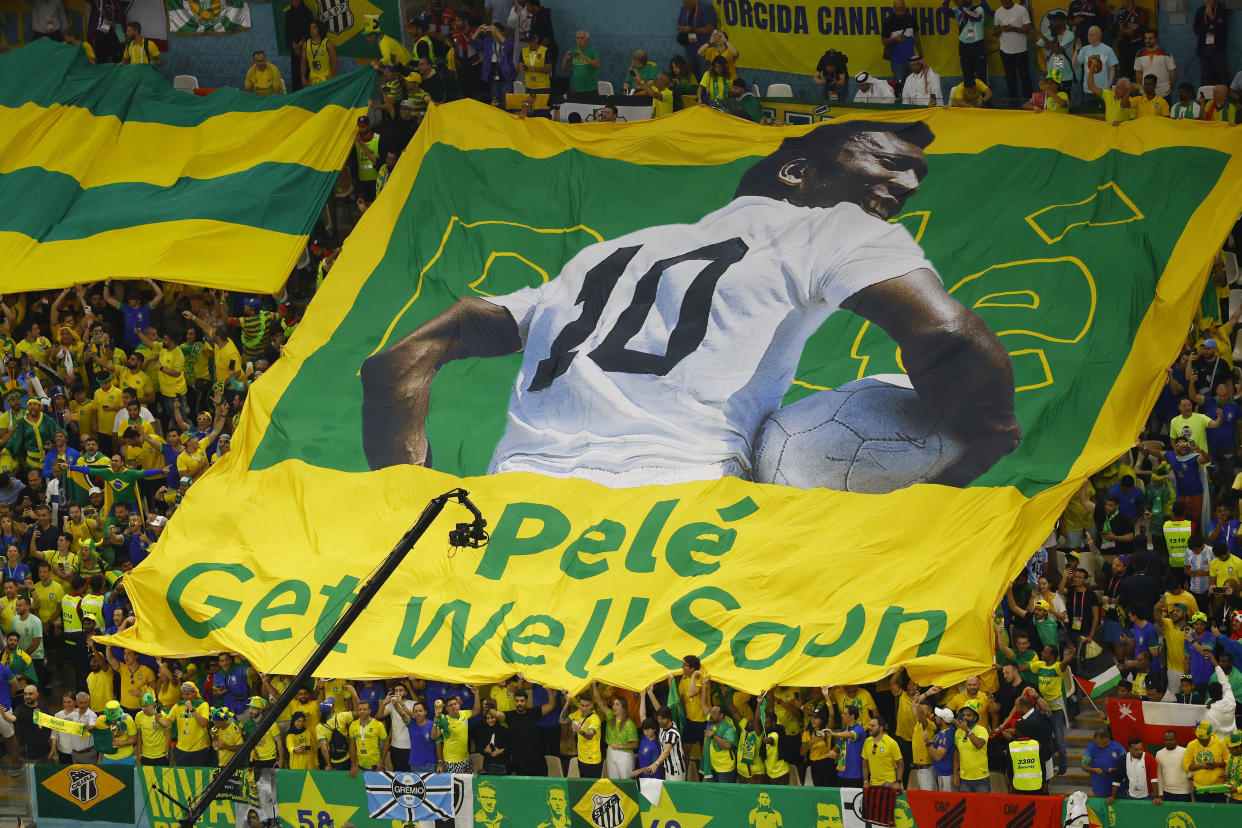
[566,757,580,778]
[766,83,794,97]
[512,80,525,94]
[752,83,761,98]
[597,81,614,96]
[544,755,564,776]
[173,74,199,92]
[1198,85,1216,102]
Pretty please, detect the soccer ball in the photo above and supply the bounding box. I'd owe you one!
[751,375,967,493]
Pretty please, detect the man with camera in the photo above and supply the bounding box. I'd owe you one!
[815,48,850,100]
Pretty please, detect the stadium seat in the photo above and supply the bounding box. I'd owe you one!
[752,83,761,99]
[471,752,484,772]
[173,75,199,93]
[545,755,564,776]
[513,80,525,94]
[1198,85,1215,102]
[766,83,794,98]
[1225,251,1239,285]
[567,758,580,778]
[804,767,815,786]
[598,81,615,96]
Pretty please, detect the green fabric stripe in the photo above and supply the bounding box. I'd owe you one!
[0,162,337,242]
[0,40,371,125]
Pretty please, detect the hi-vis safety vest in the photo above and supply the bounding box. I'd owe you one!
[1165,520,1193,565]
[61,594,82,633]
[1010,738,1042,791]
[79,593,106,629]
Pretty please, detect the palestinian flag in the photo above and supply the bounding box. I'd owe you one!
[1074,665,1122,698]
[167,0,251,34]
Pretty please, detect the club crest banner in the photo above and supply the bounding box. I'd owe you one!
[166,0,250,34]
[271,0,403,59]
[103,103,1242,692]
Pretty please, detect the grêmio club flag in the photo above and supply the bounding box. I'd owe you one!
[101,105,1242,691]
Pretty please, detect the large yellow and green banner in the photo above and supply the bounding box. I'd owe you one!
[104,103,1242,692]
[0,40,371,293]
[717,0,1158,81]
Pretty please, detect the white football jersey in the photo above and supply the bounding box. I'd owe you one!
[482,195,935,487]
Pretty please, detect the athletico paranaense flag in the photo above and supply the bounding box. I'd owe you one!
[1106,698,1205,748]
[0,40,370,292]
[103,104,1242,692]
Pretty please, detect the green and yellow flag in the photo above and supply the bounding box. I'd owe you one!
[0,40,371,293]
[103,103,1242,691]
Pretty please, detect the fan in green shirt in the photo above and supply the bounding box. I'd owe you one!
[561,32,600,94]
[3,399,61,469]
[71,456,169,519]
[725,77,762,122]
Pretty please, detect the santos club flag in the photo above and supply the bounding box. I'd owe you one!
[0,40,370,293]
[102,104,1242,691]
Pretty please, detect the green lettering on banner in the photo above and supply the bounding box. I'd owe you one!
[731,620,801,669]
[392,597,515,666]
[315,575,360,654]
[141,765,238,828]
[561,519,625,579]
[166,562,253,639]
[652,586,740,669]
[623,499,678,573]
[476,501,571,580]
[245,580,311,642]
[597,596,650,667]
[565,598,612,678]
[866,605,948,665]
[803,604,866,658]
[666,522,737,577]
[500,614,565,665]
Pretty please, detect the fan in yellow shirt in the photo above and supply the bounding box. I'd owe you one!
[96,701,138,762]
[286,711,318,770]
[135,692,172,764]
[862,721,903,785]
[566,697,603,767]
[211,708,245,766]
[349,700,389,773]
[945,677,993,729]
[1183,722,1228,788]
[108,648,156,714]
[91,378,125,437]
[170,682,212,762]
[1136,76,1171,117]
[244,52,286,96]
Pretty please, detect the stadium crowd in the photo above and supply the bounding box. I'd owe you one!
[4,0,1242,814]
[0,261,1236,805]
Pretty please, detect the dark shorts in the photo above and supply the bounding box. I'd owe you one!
[682,719,706,745]
[173,747,213,767]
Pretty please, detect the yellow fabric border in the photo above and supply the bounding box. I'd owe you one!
[0,222,300,294]
[0,100,365,187]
